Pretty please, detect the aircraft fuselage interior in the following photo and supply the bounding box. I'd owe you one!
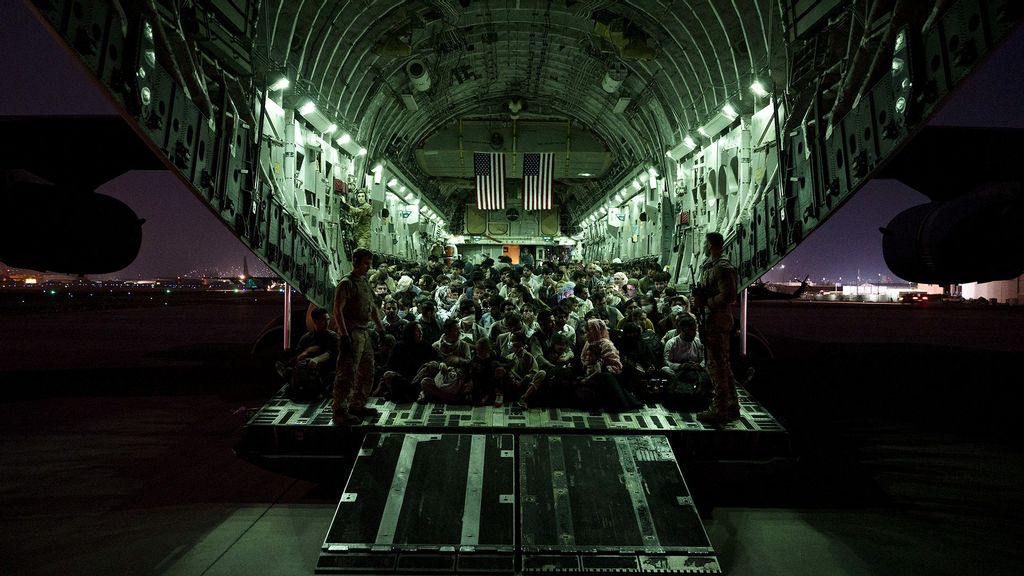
[4,0,1022,299]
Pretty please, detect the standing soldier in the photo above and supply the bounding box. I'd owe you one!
[692,232,739,424]
[332,248,385,425]
[343,190,373,250]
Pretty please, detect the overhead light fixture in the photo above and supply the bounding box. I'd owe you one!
[666,135,698,161]
[387,178,398,187]
[698,104,739,139]
[357,147,367,156]
[578,172,593,177]
[372,163,383,173]
[750,81,768,98]
[298,101,316,115]
[399,185,407,192]
[337,133,351,145]
[269,76,290,92]
[632,180,642,191]
[647,167,658,177]
[325,123,337,134]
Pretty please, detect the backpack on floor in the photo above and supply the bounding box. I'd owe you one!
[663,363,712,412]
[288,359,323,402]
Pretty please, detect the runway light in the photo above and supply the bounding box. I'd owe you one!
[337,133,351,145]
[750,81,768,98]
[299,101,316,115]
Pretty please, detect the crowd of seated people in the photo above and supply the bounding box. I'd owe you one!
[323,253,710,413]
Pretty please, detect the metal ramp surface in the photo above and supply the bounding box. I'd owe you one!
[317,433,720,575]
[238,386,790,478]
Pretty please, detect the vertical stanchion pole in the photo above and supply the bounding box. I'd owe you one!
[740,287,748,357]
[283,284,292,351]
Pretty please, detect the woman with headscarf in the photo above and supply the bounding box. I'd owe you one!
[577,319,641,412]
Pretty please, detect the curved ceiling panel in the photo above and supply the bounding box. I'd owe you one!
[254,0,782,221]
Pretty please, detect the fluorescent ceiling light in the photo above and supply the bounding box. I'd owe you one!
[357,147,367,156]
[387,178,398,187]
[750,81,768,98]
[325,123,337,134]
[298,101,316,115]
[269,77,290,91]
[338,133,351,145]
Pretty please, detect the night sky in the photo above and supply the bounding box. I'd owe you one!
[2,0,1022,281]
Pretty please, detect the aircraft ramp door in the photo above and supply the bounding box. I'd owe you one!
[317,433,720,574]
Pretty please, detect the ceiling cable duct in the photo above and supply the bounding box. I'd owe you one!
[406,59,431,92]
[602,63,627,93]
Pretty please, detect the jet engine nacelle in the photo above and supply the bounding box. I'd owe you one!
[881,184,1023,285]
[0,180,144,274]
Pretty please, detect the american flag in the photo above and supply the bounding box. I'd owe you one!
[474,152,506,210]
[522,152,554,210]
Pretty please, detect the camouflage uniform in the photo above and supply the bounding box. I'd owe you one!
[697,254,739,421]
[348,200,373,250]
[333,271,375,417]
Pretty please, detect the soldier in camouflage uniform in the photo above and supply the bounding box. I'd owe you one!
[343,190,373,250]
[332,248,386,425]
[693,232,739,424]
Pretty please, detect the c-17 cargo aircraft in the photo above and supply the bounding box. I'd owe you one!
[3,0,1022,290]
[2,1,1023,573]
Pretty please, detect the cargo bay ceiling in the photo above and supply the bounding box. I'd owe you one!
[255,0,788,224]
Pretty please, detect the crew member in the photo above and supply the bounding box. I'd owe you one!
[693,232,739,424]
[332,248,386,425]
[343,190,373,250]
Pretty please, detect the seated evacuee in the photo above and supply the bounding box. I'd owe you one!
[503,330,547,409]
[434,318,472,367]
[662,313,703,376]
[276,307,338,394]
[578,318,641,412]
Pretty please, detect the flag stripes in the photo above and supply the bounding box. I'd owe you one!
[474,152,506,210]
[522,152,554,211]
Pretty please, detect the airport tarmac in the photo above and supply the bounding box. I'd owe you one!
[1,297,1022,575]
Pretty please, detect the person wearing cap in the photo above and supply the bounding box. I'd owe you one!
[333,248,386,425]
[693,232,739,424]
[275,306,339,392]
[395,274,421,297]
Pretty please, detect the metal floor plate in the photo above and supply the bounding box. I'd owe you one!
[240,387,789,470]
[318,433,720,575]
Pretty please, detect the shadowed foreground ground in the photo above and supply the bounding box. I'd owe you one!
[1,297,1022,575]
